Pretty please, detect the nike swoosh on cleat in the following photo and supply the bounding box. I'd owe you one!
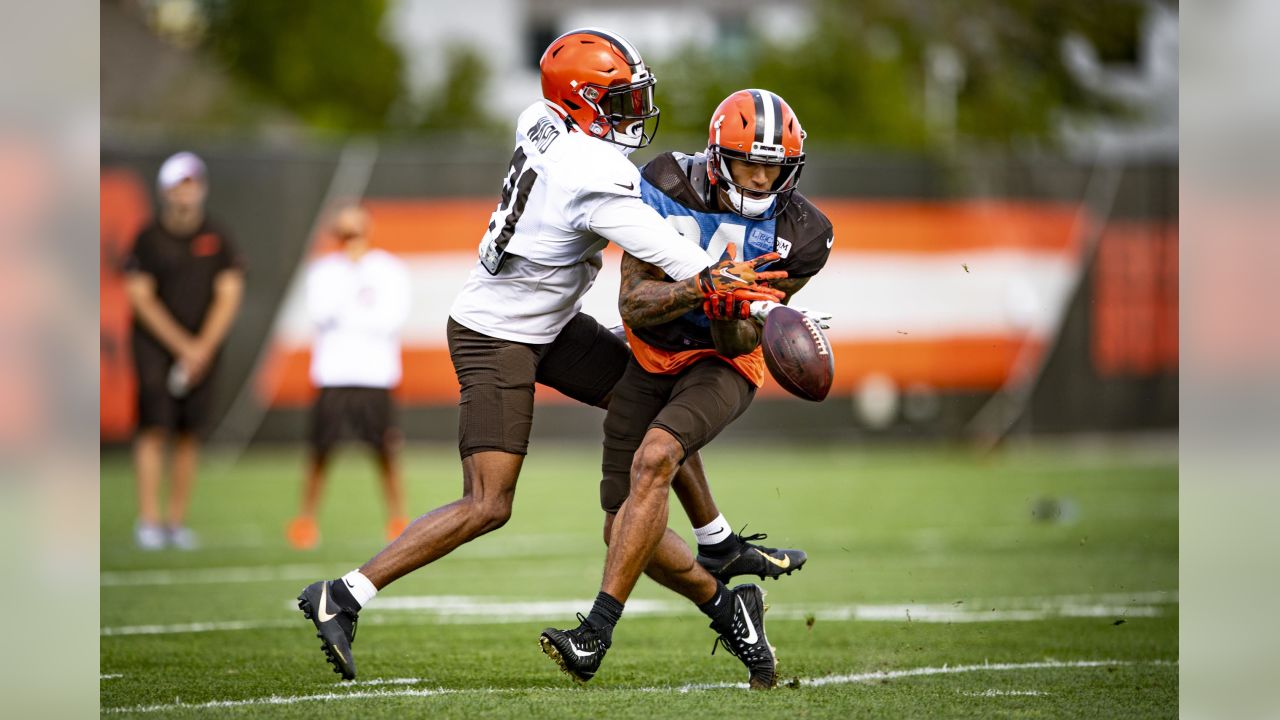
[736,596,759,644]
[567,640,597,659]
[317,584,338,623]
[756,549,791,569]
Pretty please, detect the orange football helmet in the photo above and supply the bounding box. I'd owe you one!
[706,89,806,219]
[540,28,660,150]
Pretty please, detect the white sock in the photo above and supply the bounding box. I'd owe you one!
[341,569,378,608]
[693,514,733,546]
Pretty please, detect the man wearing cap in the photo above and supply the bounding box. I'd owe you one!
[123,151,245,550]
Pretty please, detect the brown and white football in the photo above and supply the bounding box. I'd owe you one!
[761,306,835,402]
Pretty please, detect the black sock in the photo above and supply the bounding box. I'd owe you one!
[328,578,361,613]
[697,582,735,631]
[584,592,624,646]
[700,534,739,558]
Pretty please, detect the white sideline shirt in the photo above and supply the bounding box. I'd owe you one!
[449,101,712,344]
[307,248,410,389]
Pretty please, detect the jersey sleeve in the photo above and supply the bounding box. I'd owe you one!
[121,229,156,276]
[781,198,834,279]
[211,224,246,274]
[306,260,342,329]
[587,195,712,281]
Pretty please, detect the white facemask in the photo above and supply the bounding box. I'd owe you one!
[723,183,776,218]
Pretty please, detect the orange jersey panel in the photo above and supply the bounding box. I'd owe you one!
[625,325,766,388]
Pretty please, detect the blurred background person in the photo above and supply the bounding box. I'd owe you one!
[286,204,411,550]
[124,151,245,550]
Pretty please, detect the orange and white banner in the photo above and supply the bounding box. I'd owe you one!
[260,199,1089,407]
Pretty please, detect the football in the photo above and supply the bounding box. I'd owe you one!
[761,306,835,401]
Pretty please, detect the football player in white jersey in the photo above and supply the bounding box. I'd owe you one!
[296,28,793,683]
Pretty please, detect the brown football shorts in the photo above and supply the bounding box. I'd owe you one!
[447,313,629,458]
[599,356,756,513]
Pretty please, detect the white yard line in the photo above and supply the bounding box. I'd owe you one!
[102,659,1175,713]
[100,673,124,680]
[102,619,297,636]
[961,689,1049,697]
[101,564,331,587]
[101,590,1177,636]
[338,678,425,687]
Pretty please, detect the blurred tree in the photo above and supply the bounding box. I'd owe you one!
[203,0,404,133]
[653,0,1155,151]
[417,45,494,133]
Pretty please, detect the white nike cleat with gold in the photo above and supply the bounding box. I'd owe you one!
[297,580,359,680]
[696,530,807,583]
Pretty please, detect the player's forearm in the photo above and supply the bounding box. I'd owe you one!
[710,318,760,357]
[619,276,703,328]
[197,272,244,349]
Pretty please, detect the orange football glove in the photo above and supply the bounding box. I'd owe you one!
[696,242,789,297]
[704,286,786,321]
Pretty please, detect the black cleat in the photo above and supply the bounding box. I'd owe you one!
[297,580,359,680]
[697,530,808,583]
[539,613,609,683]
[711,583,777,689]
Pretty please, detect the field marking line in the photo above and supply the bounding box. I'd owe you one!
[100,590,1178,636]
[102,658,1176,713]
[101,564,332,587]
[961,689,1049,697]
[101,673,123,680]
[102,619,297,636]
[338,678,425,687]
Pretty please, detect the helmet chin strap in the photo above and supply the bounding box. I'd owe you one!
[723,183,776,217]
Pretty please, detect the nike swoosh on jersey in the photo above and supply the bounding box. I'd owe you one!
[614,181,635,191]
[567,640,598,658]
[317,584,338,623]
[756,549,791,569]
[826,236,834,249]
[736,596,759,644]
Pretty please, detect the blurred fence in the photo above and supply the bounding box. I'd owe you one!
[100,138,1176,446]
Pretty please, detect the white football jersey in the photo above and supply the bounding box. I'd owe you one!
[449,101,710,344]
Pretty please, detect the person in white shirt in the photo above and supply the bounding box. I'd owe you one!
[296,28,787,683]
[286,204,410,550]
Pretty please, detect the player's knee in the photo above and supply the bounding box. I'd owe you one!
[476,497,513,532]
[631,434,682,491]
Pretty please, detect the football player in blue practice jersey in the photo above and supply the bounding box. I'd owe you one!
[296,31,805,684]
[540,89,834,689]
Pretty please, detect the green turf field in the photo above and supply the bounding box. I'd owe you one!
[100,441,1177,718]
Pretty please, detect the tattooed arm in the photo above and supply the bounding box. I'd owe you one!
[618,251,705,328]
